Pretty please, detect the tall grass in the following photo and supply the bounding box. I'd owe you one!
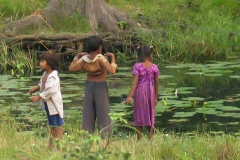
[1,117,240,160]
[0,0,47,20]
[109,0,240,62]
[49,14,91,33]
[0,0,90,34]
[1,0,240,62]
[0,43,38,76]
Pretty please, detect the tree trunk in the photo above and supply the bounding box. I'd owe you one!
[4,0,137,36]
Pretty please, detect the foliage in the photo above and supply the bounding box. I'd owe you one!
[109,0,240,62]
[0,111,133,160]
[0,44,38,76]
[0,0,47,20]
[115,51,136,67]
[57,130,131,160]
[1,0,240,62]
[51,14,91,33]
[1,116,240,159]
[118,21,127,30]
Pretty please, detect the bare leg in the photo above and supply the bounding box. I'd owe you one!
[49,127,63,150]
[136,126,143,141]
[147,126,154,140]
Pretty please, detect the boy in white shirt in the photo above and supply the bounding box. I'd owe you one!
[29,52,64,150]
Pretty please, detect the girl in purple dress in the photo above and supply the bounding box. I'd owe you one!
[125,45,160,140]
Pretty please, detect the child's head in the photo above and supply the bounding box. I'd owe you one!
[137,45,153,62]
[87,35,103,53]
[40,52,60,71]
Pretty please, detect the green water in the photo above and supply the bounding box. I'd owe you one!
[1,60,240,135]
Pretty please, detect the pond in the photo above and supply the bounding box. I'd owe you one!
[1,59,240,136]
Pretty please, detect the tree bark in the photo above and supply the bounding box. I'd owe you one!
[4,0,137,36]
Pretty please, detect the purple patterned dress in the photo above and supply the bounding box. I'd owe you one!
[132,62,160,128]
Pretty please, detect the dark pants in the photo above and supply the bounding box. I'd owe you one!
[82,81,112,137]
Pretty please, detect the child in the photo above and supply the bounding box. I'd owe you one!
[125,45,160,140]
[69,35,117,137]
[29,52,64,150]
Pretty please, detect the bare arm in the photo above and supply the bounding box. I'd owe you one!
[34,86,40,92]
[69,59,81,72]
[29,86,40,95]
[29,86,41,102]
[128,75,139,97]
[69,52,87,72]
[154,76,159,99]
[125,75,139,104]
[101,53,117,74]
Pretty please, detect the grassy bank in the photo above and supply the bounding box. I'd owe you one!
[1,0,240,62]
[109,0,240,62]
[1,118,240,160]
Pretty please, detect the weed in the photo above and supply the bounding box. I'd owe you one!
[118,21,127,30]
[1,0,240,62]
[0,44,38,76]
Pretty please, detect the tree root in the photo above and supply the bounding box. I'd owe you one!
[3,0,137,36]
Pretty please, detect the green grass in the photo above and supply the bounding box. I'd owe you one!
[1,0,240,61]
[108,0,240,62]
[0,43,38,76]
[49,14,91,33]
[1,118,240,160]
[0,0,47,20]
[0,0,91,34]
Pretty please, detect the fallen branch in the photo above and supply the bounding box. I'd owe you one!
[3,33,93,46]
[0,32,137,56]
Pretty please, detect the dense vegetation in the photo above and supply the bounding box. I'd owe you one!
[1,117,240,159]
[1,0,240,159]
[1,0,240,63]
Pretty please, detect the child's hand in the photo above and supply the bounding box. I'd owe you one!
[104,52,114,57]
[155,98,158,105]
[29,88,35,95]
[125,96,132,105]
[30,95,41,102]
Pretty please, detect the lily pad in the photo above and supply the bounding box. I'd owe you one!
[182,97,205,101]
[177,90,193,94]
[196,108,222,115]
[229,75,240,79]
[228,65,240,68]
[159,75,174,79]
[217,113,240,118]
[173,103,192,108]
[177,87,196,90]
[165,65,185,69]
[159,95,178,99]
[227,122,239,125]
[216,106,240,111]
[206,100,224,104]
[167,83,177,86]
[185,72,203,75]
[168,118,189,123]
[204,73,223,77]
[63,99,72,103]
[173,112,196,118]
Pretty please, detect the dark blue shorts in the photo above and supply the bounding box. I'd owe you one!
[44,102,64,127]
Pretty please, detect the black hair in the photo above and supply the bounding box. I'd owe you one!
[137,45,153,62]
[82,42,107,54]
[87,35,103,52]
[40,52,60,70]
